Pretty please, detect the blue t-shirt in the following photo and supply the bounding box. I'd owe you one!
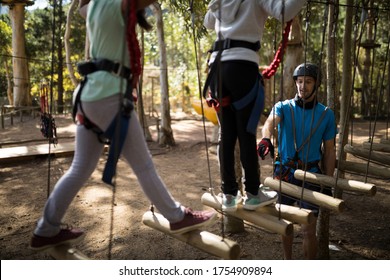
[81,0,131,102]
[272,99,337,164]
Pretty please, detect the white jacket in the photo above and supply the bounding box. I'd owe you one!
[204,0,307,65]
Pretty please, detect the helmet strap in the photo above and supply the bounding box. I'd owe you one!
[294,92,318,109]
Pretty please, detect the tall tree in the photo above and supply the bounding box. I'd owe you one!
[8,2,30,106]
[151,2,175,146]
[64,0,79,87]
[56,0,65,113]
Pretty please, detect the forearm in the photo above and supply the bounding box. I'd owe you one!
[322,143,336,176]
[262,115,280,139]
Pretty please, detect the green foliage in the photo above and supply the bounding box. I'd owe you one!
[0,15,12,98]
[1,1,389,115]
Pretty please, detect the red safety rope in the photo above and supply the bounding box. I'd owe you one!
[262,20,293,79]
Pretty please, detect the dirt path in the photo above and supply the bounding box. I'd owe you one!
[0,113,389,260]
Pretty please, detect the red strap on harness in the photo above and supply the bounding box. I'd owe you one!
[205,94,231,112]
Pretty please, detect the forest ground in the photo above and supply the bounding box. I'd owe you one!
[0,111,389,260]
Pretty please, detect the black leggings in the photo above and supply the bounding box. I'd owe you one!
[210,60,260,196]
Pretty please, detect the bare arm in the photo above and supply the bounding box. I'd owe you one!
[261,113,281,140]
[322,139,336,176]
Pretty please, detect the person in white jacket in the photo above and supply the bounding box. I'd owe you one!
[203,0,307,212]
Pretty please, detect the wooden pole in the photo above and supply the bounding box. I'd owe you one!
[258,203,315,225]
[337,160,390,179]
[263,177,345,213]
[344,144,390,165]
[380,139,390,145]
[201,193,293,236]
[142,211,241,260]
[48,245,89,260]
[294,169,376,196]
[362,142,390,153]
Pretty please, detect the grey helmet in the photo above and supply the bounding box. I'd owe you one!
[293,63,321,88]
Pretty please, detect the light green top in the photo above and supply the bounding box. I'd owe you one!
[81,0,130,102]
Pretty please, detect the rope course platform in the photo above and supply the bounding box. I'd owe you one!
[0,142,108,164]
[0,142,76,164]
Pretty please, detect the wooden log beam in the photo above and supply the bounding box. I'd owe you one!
[344,144,390,166]
[48,245,89,260]
[380,139,390,145]
[258,203,315,225]
[294,169,376,196]
[201,193,293,236]
[263,177,345,213]
[142,211,241,260]
[337,160,390,179]
[362,142,390,153]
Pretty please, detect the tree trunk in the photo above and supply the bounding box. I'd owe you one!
[282,16,303,100]
[151,3,175,146]
[338,0,354,199]
[138,29,153,141]
[4,60,13,105]
[326,1,337,111]
[10,3,29,106]
[56,0,64,114]
[65,0,79,87]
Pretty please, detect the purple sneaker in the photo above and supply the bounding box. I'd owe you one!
[170,208,218,234]
[30,227,85,251]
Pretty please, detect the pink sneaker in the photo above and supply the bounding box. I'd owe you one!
[30,227,85,251]
[170,208,218,234]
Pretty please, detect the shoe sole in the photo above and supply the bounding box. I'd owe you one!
[243,196,278,211]
[30,234,85,252]
[170,212,219,235]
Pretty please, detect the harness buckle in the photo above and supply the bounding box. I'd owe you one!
[111,61,132,80]
[112,62,123,78]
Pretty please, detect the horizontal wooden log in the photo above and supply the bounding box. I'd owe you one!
[362,142,390,153]
[258,203,315,225]
[201,193,293,236]
[337,160,390,179]
[142,211,240,260]
[380,138,390,145]
[263,177,345,213]
[48,245,89,260]
[344,144,390,166]
[294,169,376,196]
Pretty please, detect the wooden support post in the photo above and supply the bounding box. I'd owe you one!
[201,193,293,236]
[142,211,241,260]
[344,144,390,165]
[337,160,390,179]
[362,142,390,153]
[294,169,376,196]
[263,177,345,213]
[47,245,89,260]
